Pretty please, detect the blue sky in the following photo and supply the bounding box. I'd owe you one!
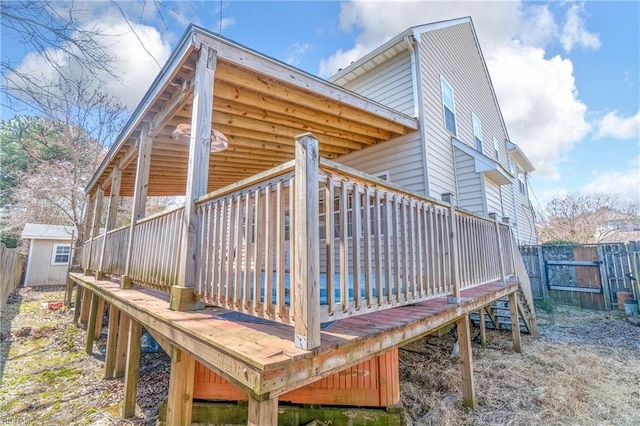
[2,1,639,209]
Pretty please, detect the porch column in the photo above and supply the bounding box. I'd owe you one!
[97,163,122,280]
[84,187,104,275]
[489,213,506,285]
[171,42,216,311]
[293,133,321,350]
[122,123,152,288]
[442,193,461,303]
[456,314,476,409]
[166,346,196,426]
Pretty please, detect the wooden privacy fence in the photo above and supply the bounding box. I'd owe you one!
[519,241,640,310]
[1,243,23,309]
[81,136,531,345]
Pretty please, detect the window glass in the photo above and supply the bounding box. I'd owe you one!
[441,78,456,135]
[51,244,71,265]
[472,114,482,153]
[493,137,499,160]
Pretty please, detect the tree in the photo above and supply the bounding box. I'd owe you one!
[536,192,640,244]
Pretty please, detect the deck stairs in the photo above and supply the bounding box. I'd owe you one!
[470,288,536,334]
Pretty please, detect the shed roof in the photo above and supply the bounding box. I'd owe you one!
[21,223,76,240]
[87,24,419,198]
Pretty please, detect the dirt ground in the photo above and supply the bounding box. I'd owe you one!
[1,286,639,425]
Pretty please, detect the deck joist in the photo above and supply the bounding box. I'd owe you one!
[69,272,518,399]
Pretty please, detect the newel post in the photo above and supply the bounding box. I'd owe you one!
[293,133,321,350]
[489,213,506,285]
[442,193,461,303]
[170,42,216,311]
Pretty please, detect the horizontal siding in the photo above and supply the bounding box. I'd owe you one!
[513,182,537,245]
[454,149,484,214]
[342,53,415,116]
[419,22,510,200]
[336,131,425,195]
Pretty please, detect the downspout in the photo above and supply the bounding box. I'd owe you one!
[408,32,431,197]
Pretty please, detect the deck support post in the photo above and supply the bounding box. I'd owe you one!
[442,193,462,303]
[293,133,321,350]
[80,287,92,325]
[104,305,120,379]
[122,122,152,289]
[248,395,278,426]
[508,292,522,353]
[456,314,476,409]
[85,292,100,354]
[122,318,142,418]
[166,346,196,426]
[114,313,130,378]
[73,285,82,324]
[489,213,506,286]
[171,42,217,312]
[97,163,122,280]
[84,187,104,275]
[478,307,487,346]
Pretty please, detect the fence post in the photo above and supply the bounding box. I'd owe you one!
[596,245,611,310]
[293,133,321,350]
[442,193,461,303]
[489,213,506,286]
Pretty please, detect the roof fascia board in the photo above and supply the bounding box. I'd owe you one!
[85,24,199,194]
[411,17,472,36]
[506,140,535,172]
[191,27,418,130]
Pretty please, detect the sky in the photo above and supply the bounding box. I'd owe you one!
[1,0,639,210]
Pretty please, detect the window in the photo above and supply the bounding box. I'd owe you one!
[472,113,483,153]
[441,77,456,135]
[517,168,526,194]
[51,244,71,265]
[493,137,499,160]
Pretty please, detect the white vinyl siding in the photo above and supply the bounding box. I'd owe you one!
[339,52,415,116]
[441,77,457,135]
[484,177,503,217]
[336,131,425,196]
[454,149,485,214]
[472,113,483,153]
[493,137,500,160]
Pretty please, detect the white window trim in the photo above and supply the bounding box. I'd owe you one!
[440,76,456,136]
[51,243,71,265]
[472,113,483,153]
[493,137,500,161]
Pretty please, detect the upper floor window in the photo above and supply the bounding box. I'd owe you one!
[51,244,71,265]
[472,113,483,153]
[517,168,526,194]
[440,77,456,135]
[493,137,499,160]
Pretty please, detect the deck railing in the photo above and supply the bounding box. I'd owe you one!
[80,135,525,347]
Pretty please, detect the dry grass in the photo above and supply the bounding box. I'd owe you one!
[400,306,640,426]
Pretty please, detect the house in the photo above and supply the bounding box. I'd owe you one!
[21,223,75,286]
[69,18,537,425]
[330,17,537,245]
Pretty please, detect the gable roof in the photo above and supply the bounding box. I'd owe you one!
[21,223,76,240]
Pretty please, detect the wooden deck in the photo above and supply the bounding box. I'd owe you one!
[69,271,519,400]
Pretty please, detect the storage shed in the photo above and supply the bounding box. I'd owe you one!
[21,223,75,286]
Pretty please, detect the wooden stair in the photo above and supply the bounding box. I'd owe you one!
[470,289,535,334]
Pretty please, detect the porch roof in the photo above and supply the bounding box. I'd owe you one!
[88,25,419,197]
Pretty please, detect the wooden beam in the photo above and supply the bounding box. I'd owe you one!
[73,285,82,324]
[148,82,195,139]
[484,305,500,331]
[84,187,104,275]
[104,305,120,379]
[85,292,100,354]
[443,193,461,302]
[114,313,130,378]
[122,318,142,418]
[122,122,153,288]
[478,308,487,346]
[94,297,105,340]
[80,287,91,325]
[97,162,122,280]
[491,213,507,284]
[293,133,321,350]
[456,314,476,409]
[508,292,522,353]
[248,396,278,426]
[516,297,533,335]
[166,346,196,426]
[173,42,216,311]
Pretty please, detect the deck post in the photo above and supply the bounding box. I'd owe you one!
[97,163,122,280]
[166,346,196,426]
[293,133,321,350]
[122,318,142,418]
[82,191,96,270]
[104,305,120,379]
[508,292,522,353]
[114,313,130,377]
[456,314,476,409]
[442,193,461,303]
[248,395,278,426]
[73,285,82,324]
[80,287,92,325]
[85,292,100,354]
[122,122,152,289]
[478,307,487,346]
[489,213,506,285]
[171,42,217,312]
[84,187,104,275]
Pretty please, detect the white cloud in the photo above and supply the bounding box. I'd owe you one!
[596,110,640,140]
[285,43,311,66]
[320,1,594,181]
[582,170,640,204]
[560,3,601,52]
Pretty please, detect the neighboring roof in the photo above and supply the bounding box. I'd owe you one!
[21,223,77,240]
[85,24,419,198]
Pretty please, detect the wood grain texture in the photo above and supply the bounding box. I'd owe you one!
[166,346,196,426]
[122,318,142,418]
[456,314,476,409]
